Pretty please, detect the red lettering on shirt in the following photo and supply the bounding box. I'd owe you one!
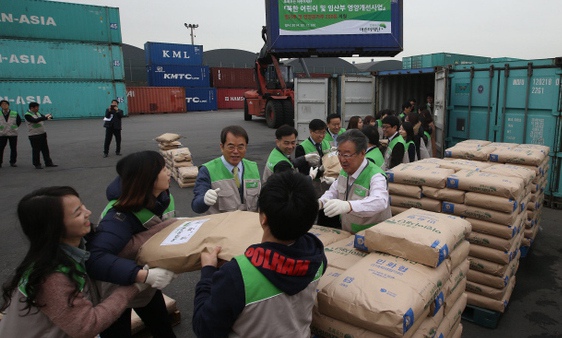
[245,247,311,276]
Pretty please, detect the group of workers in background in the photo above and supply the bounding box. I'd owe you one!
[0,97,436,338]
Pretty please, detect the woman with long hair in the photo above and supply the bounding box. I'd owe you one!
[0,186,144,337]
[346,115,364,130]
[86,150,177,338]
[399,121,418,163]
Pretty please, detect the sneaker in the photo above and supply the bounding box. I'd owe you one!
[35,165,44,169]
[10,163,17,167]
[46,163,58,167]
[103,153,108,158]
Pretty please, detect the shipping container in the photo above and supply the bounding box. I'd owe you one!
[0,80,127,119]
[446,58,562,198]
[0,0,122,44]
[403,52,491,69]
[210,67,256,88]
[294,78,330,142]
[216,88,250,109]
[264,0,403,58]
[373,57,562,199]
[338,75,376,124]
[126,87,186,115]
[147,64,210,88]
[185,87,217,111]
[144,42,203,66]
[0,39,124,81]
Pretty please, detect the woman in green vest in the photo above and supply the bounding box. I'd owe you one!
[361,125,385,168]
[86,151,177,338]
[0,186,145,337]
[400,121,418,163]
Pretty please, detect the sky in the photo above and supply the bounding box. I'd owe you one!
[53,0,562,63]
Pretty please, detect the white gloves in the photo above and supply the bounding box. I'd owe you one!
[204,188,220,206]
[324,199,352,217]
[144,267,177,290]
[309,166,319,180]
[321,176,336,185]
[304,153,320,166]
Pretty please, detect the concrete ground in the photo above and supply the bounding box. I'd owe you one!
[0,111,560,337]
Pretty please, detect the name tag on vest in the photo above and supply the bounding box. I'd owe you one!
[246,181,259,189]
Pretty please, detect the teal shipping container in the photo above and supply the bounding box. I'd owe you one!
[0,39,124,80]
[0,0,122,44]
[446,57,562,198]
[0,81,127,119]
[403,53,490,69]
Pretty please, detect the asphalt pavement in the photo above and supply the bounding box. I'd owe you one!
[0,110,560,337]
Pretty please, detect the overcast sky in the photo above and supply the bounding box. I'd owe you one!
[54,0,561,62]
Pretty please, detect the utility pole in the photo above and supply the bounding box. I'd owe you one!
[184,23,199,45]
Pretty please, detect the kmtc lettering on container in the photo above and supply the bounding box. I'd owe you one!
[0,54,46,64]
[0,13,56,26]
[163,74,200,80]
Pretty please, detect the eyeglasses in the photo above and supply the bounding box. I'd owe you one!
[312,130,326,135]
[224,144,246,151]
[336,151,359,159]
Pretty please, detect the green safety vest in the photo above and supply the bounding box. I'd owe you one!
[101,194,175,229]
[19,261,86,297]
[366,146,384,168]
[202,157,261,213]
[300,138,330,155]
[383,134,408,170]
[337,161,390,233]
[323,128,345,144]
[25,111,46,136]
[263,148,293,182]
[0,110,19,136]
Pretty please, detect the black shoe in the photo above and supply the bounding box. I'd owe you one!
[10,163,17,167]
[35,165,44,169]
[103,153,108,158]
[46,163,58,167]
[116,152,122,156]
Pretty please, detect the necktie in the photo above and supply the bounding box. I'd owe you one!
[315,143,324,157]
[232,166,240,188]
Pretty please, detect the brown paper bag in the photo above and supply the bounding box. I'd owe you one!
[364,208,471,268]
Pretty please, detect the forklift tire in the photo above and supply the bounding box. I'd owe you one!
[282,99,294,127]
[244,100,252,121]
[265,100,284,128]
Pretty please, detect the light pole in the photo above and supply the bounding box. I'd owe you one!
[184,23,199,45]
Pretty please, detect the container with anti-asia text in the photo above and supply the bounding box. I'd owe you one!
[0,81,127,119]
[0,0,122,44]
[147,64,210,88]
[126,87,186,115]
[0,39,124,81]
[264,0,403,57]
[185,87,217,111]
[144,42,203,66]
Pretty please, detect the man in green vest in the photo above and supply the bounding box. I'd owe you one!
[381,115,408,171]
[0,100,22,167]
[323,113,346,147]
[295,119,339,228]
[191,125,261,214]
[24,102,57,169]
[318,129,391,233]
[193,171,327,337]
[262,125,320,183]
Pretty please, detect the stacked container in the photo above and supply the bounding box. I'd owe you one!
[210,67,255,110]
[145,42,216,112]
[0,0,127,118]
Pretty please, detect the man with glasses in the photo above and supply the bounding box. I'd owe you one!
[381,115,408,171]
[295,119,339,227]
[262,124,320,183]
[318,129,391,233]
[192,125,261,214]
[324,113,346,147]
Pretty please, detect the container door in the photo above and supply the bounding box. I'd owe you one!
[338,75,375,125]
[433,68,448,156]
[294,78,329,142]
